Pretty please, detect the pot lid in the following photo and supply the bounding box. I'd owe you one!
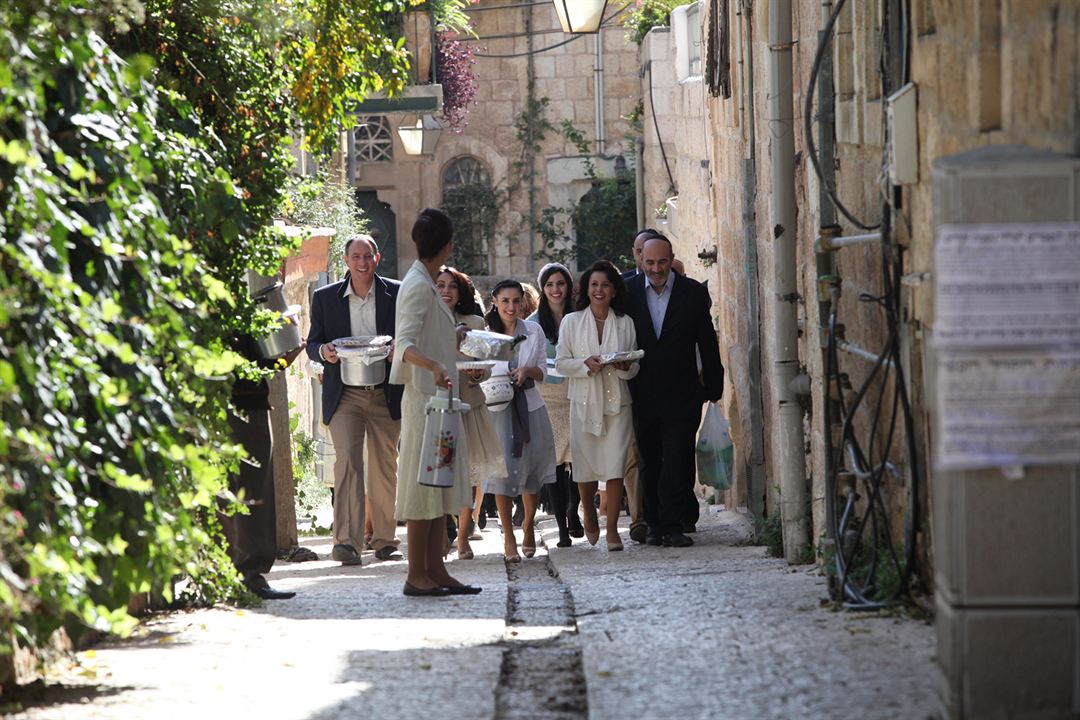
[334,335,392,348]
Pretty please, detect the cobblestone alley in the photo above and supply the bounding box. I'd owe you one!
[13,506,938,720]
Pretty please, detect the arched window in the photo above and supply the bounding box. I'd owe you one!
[352,116,393,162]
[441,156,498,275]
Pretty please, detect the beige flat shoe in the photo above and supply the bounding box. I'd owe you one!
[585,528,600,546]
[607,538,623,552]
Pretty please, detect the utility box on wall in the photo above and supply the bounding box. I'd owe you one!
[929,145,1080,719]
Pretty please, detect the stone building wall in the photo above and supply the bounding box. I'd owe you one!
[352,1,644,283]
[639,0,1079,556]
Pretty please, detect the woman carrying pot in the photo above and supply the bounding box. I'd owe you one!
[555,260,639,551]
[436,265,504,559]
[527,262,584,548]
[483,279,556,562]
[389,208,480,597]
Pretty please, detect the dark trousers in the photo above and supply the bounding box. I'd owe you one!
[221,408,277,578]
[634,411,700,536]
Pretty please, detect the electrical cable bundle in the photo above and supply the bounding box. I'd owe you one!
[807,0,921,610]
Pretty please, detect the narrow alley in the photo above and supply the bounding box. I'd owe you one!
[13,507,937,719]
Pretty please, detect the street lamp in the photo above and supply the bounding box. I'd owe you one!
[397,114,443,156]
[552,0,608,33]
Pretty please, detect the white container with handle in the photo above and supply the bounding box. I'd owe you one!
[417,385,472,488]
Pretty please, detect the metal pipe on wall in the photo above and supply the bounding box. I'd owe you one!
[635,136,645,230]
[740,0,766,531]
[817,0,839,552]
[767,0,809,563]
[594,29,606,155]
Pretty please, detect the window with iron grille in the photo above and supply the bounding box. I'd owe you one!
[353,116,393,163]
[442,157,496,275]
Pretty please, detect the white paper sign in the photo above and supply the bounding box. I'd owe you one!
[935,350,1080,470]
[934,223,1080,348]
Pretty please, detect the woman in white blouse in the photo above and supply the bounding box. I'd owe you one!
[483,280,556,562]
[555,260,639,551]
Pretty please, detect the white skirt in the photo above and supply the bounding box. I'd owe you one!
[569,404,634,487]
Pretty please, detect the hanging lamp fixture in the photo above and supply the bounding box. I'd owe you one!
[552,0,608,33]
[397,114,443,156]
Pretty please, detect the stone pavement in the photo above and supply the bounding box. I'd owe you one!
[13,504,940,719]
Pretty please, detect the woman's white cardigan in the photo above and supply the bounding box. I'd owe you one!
[554,309,639,437]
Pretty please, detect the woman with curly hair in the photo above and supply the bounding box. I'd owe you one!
[436,266,504,559]
[554,260,640,551]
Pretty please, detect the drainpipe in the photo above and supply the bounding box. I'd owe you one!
[767,0,809,563]
[635,136,645,229]
[525,5,537,264]
[816,0,839,555]
[739,0,767,532]
[594,30,606,155]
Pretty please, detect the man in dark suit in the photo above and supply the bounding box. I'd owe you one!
[307,235,404,565]
[620,228,659,544]
[627,235,724,547]
[223,332,306,599]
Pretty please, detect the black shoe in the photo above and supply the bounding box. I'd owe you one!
[567,513,585,538]
[244,575,296,600]
[645,530,664,546]
[374,545,403,561]
[443,584,483,595]
[556,529,572,548]
[629,523,648,545]
[477,511,487,530]
[403,582,451,597]
[681,521,697,534]
[332,543,362,566]
[663,532,694,547]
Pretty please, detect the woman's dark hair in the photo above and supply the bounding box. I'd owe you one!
[536,264,574,343]
[438,266,482,317]
[485,279,525,334]
[576,260,628,316]
[411,208,454,260]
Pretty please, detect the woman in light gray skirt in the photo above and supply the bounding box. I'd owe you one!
[482,279,556,562]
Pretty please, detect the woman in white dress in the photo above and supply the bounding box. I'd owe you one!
[483,280,556,561]
[555,260,639,551]
[390,209,480,597]
[436,266,504,559]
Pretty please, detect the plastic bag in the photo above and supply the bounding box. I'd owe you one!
[696,402,734,491]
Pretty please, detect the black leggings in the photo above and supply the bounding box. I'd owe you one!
[545,463,578,534]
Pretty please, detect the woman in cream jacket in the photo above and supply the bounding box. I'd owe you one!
[554,260,640,551]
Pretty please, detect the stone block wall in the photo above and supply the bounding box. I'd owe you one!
[351,2,645,282]
[638,0,1079,568]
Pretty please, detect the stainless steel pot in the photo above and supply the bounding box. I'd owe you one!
[255,305,302,359]
[253,282,288,313]
[246,269,280,296]
[338,345,390,386]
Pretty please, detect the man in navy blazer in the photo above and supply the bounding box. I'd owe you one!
[627,235,723,547]
[307,235,404,566]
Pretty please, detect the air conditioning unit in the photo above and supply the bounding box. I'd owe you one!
[673,2,703,82]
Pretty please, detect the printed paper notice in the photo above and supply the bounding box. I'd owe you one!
[936,350,1080,470]
[934,223,1080,348]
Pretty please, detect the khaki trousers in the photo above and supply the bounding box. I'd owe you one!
[624,431,645,529]
[328,387,401,551]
